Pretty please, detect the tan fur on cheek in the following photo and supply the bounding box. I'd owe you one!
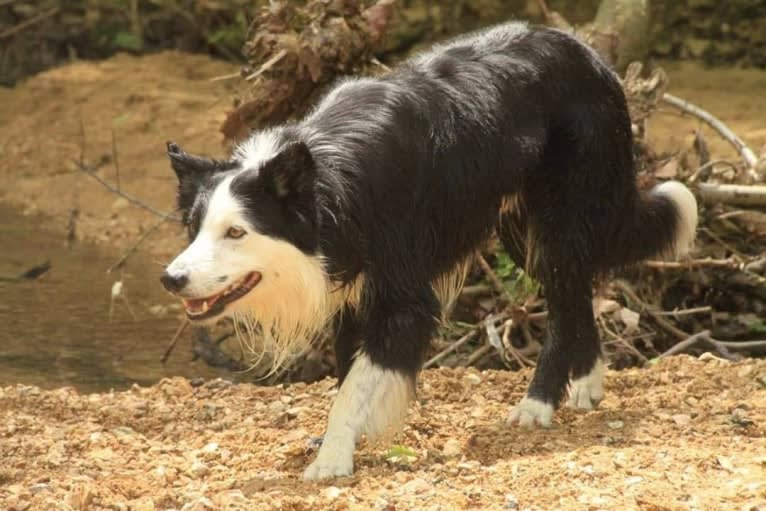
[227,239,335,372]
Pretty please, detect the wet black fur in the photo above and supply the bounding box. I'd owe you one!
[168,23,684,409]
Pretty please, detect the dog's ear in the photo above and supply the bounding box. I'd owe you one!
[166,141,236,213]
[258,141,317,201]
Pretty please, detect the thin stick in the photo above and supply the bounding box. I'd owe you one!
[73,159,181,222]
[460,284,492,297]
[161,320,190,364]
[654,306,712,317]
[501,319,534,368]
[689,159,738,183]
[111,129,121,191]
[643,257,739,270]
[106,211,176,273]
[245,49,288,81]
[661,93,758,170]
[369,57,391,72]
[0,7,59,39]
[476,253,513,304]
[659,330,766,359]
[463,344,492,367]
[599,316,649,364]
[209,71,243,82]
[424,328,480,368]
[613,280,689,341]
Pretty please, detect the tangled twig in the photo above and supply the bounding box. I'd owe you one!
[659,330,766,359]
[661,93,758,173]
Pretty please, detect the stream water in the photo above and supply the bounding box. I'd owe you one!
[0,205,230,392]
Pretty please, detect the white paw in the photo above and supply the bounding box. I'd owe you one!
[566,359,605,411]
[302,438,354,480]
[507,397,554,428]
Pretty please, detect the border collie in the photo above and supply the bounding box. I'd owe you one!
[161,22,697,480]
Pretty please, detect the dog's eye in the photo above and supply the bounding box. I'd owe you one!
[225,226,246,239]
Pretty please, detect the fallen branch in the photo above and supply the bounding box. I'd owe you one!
[73,159,181,222]
[500,319,535,368]
[0,7,59,39]
[161,320,189,364]
[613,280,689,341]
[643,257,740,270]
[106,211,178,273]
[659,329,766,359]
[463,343,493,367]
[661,93,758,171]
[697,183,766,207]
[424,328,480,368]
[654,306,712,318]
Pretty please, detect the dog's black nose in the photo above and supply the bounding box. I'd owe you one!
[160,271,189,293]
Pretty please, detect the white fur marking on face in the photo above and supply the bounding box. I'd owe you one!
[567,358,606,410]
[654,180,698,258]
[234,130,282,171]
[303,353,414,480]
[166,175,336,371]
[507,397,554,428]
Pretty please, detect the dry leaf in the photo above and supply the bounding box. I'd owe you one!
[619,307,641,334]
[655,158,679,178]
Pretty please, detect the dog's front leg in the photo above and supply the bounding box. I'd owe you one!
[303,352,414,480]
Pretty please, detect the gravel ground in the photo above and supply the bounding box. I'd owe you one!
[1,355,765,511]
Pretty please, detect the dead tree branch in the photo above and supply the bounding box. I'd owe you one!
[661,93,758,172]
[613,280,689,341]
[424,329,480,368]
[659,330,766,359]
[698,183,766,207]
[0,7,59,39]
[73,159,181,222]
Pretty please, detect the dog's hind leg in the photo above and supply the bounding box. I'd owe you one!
[303,279,438,480]
[498,198,604,415]
[507,210,603,427]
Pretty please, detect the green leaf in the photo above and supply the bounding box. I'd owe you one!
[384,445,417,461]
[113,31,143,51]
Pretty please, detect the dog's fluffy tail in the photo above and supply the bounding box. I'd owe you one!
[605,181,698,270]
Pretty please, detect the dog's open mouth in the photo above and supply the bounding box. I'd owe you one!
[183,272,262,320]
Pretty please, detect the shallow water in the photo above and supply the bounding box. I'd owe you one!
[0,205,232,392]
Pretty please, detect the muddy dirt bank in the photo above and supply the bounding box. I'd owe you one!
[1,356,765,510]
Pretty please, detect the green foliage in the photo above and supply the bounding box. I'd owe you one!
[112,31,143,51]
[206,12,248,53]
[748,320,766,334]
[383,445,418,463]
[491,250,540,305]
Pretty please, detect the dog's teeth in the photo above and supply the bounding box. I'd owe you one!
[202,301,209,313]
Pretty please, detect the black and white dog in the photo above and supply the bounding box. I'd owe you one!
[161,22,697,479]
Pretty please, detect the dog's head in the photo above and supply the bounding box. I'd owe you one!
[161,138,328,339]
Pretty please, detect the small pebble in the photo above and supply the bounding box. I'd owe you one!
[190,461,210,478]
[442,438,462,457]
[607,420,624,430]
[504,493,519,509]
[29,483,52,495]
[190,377,205,387]
[322,486,342,499]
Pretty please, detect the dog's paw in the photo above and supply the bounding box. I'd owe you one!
[507,397,554,428]
[566,360,605,411]
[303,437,354,480]
[303,454,354,480]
